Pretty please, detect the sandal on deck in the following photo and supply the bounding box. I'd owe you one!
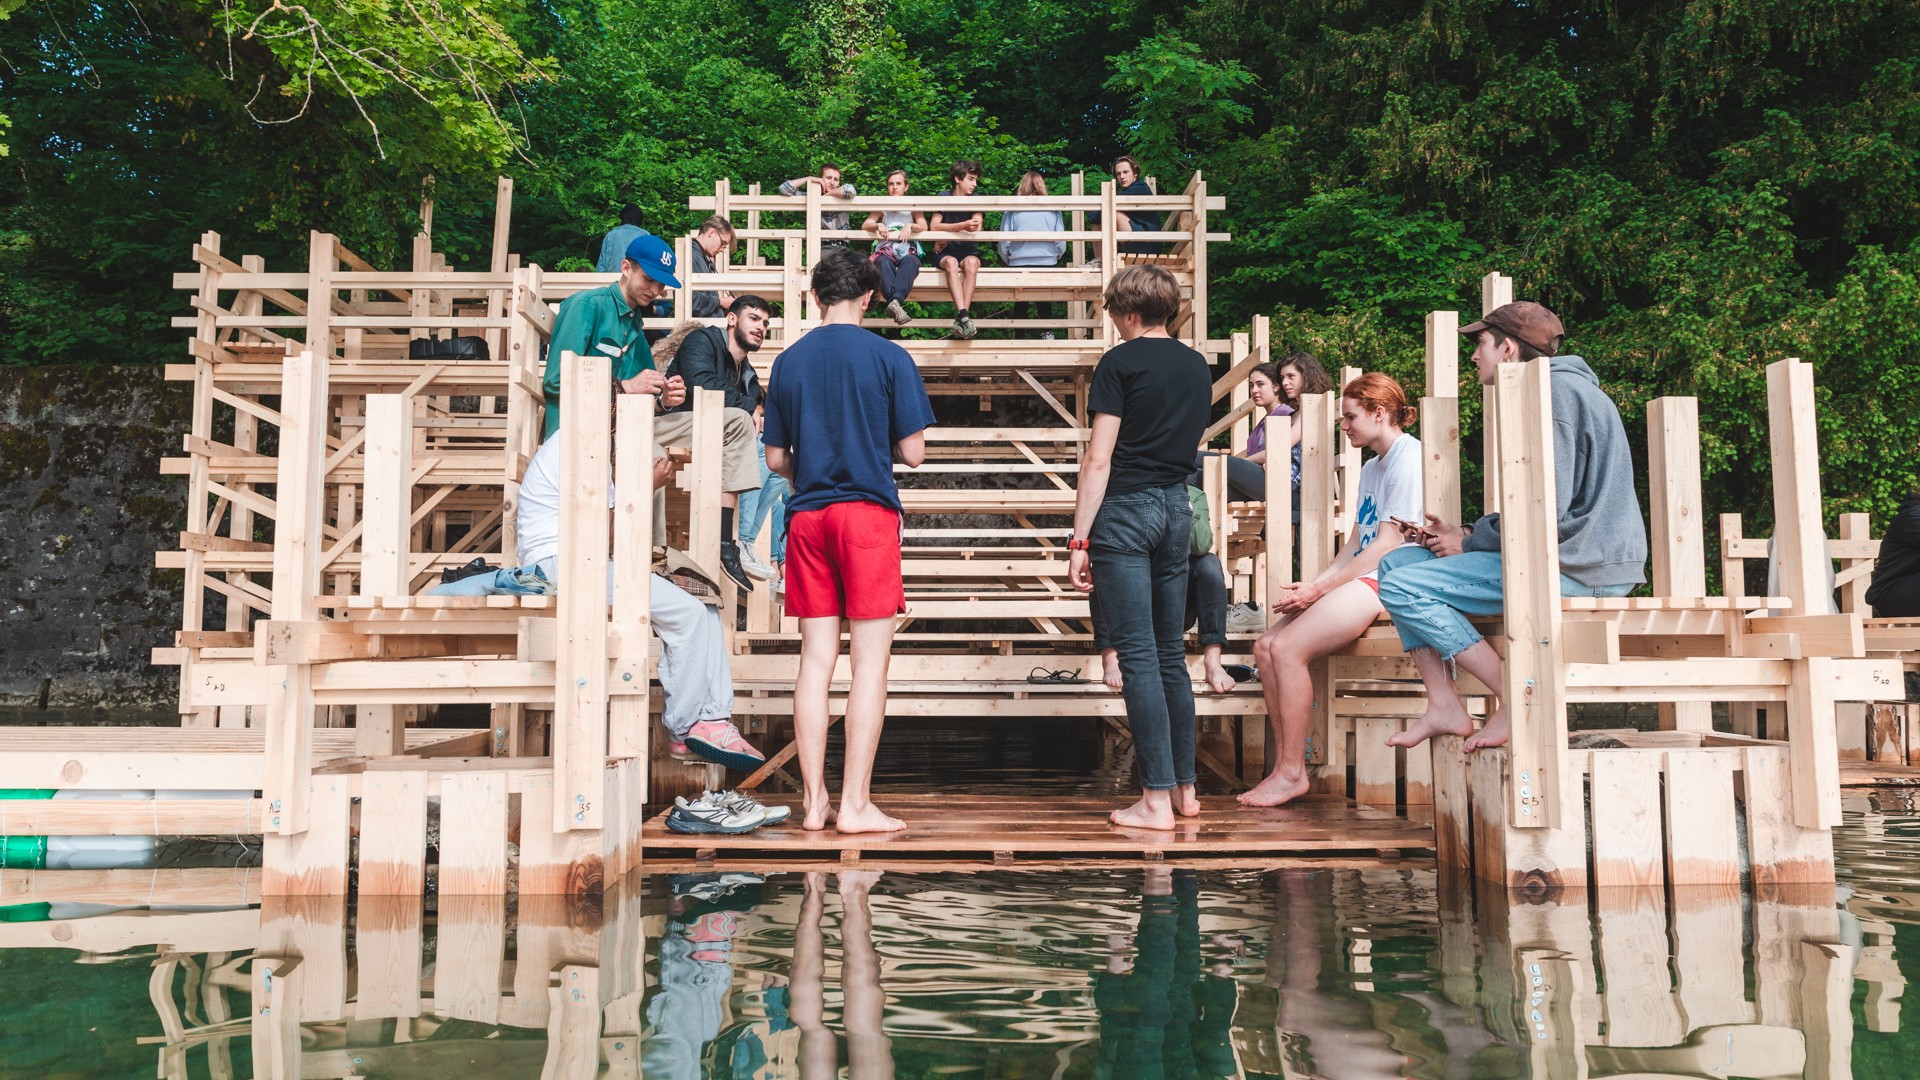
[1027,667,1090,685]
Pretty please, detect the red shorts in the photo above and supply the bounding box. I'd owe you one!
[1360,576,1380,595]
[784,501,905,620]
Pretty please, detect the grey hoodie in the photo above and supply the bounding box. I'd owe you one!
[1462,356,1648,587]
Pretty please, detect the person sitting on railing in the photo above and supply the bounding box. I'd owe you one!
[594,203,649,273]
[862,168,926,327]
[514,423,769,774]
[686,215,737,319]
[1380,302,1647,752]
[1867,489,1920,618]
[1239,374,1423,807]
[931,159,986,339]
[779,164,859,247]
[1189,361,1290,503]
[1089,155,1160,266]
[660,296,783,587]
[1000,169,1067,340]
[544,233,764,593]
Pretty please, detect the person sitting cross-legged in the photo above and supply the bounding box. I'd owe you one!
[514,425,766,772]
[1381,302,1647,752]
[1238,374,1423,807]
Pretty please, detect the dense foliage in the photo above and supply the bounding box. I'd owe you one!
[2,0,1916,540]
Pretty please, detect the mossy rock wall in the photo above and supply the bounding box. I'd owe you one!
[0,366,186,708]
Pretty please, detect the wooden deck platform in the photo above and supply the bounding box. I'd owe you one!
[640,793,1434,871]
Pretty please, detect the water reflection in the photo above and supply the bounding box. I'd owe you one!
[0,861,1892,1078]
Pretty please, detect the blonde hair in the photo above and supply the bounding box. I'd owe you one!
[1016,170,1048,197]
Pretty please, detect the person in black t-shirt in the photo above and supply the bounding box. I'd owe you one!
[1867,490,1920,618]
[931,159,986,338]
[1113,155,1162,256]
[1069,265,1212,831]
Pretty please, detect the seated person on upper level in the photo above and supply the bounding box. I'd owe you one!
[862,168,926,327]
[685,215,737,319]
[931,159,986,339]
[515,420,766,773]
[1866,489,1920,618]
[1239,374,1423,807]
[1380,302,1647,752]
[1089,155,1161,265]
[1189,361,1291,502]
[1000,169,1066,340]
[595,203,649,273]
[780,164,859,247]
[544,234,764,593]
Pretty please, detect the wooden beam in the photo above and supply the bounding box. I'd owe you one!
[1649,396,1712,731]
[554,351,612,833]
[609,393,655,769]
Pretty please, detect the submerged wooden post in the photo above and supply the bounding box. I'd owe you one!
[1648,397,1712,731]
[1495,358,1568,830]
[554,352,611,832]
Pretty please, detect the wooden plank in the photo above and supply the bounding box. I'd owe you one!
[433,894,506,1023]
[1648,396,1713,731]
[1671,884,1755,1030]
[1743,745,1836,885]
[609,393,655,765]
[1592,887,1686,1046]
[554,352,612,832]
[1798,940,1854,1080]
[1588,752,1664,887]
[1834,700,1869,761]
[1469,748,1586,889]
[1432,735,1471,870]
[1353,716,1397,807]
[353,896,425,1020]
[263,350,328,838]
[1661,750,1740,886]
[1263,412,1292,609]
[518,772,603,895]
[1785,656,1843,830]
[261,776,351,896]
[356,770,429,895]
[438,772,511,895]
[1495,358,1567,828]
[1767,358,1830,614]
[1401,729,1433,806]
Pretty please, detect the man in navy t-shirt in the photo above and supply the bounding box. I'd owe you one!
[763,248,935,835]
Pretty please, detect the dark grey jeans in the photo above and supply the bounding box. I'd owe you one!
[1089,484,1197,790]
[1091,551,1229,651]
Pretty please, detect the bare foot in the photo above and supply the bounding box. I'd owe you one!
[1237,771,1310,807]
[1204,662,1237,694]
[1101,648,1123,690]
[836,868,884,894]
[1110,796,1177,830]
[1386,705,1476,748]
[801,802,836,832]
[1173,784,1201,818]
[1463,705,1510,751]
[836,802,908,835]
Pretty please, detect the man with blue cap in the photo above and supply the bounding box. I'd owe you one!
[543,232,765,592]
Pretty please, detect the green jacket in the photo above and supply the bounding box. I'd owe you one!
[541,282,656,441]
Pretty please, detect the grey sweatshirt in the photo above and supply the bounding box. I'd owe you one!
[1462,356,1648,587]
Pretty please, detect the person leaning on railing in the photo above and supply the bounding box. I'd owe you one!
[999,169,1066,340]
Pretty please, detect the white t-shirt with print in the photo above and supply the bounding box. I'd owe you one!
[1353,432,1424,581]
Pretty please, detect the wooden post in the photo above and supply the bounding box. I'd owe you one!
[263,351,328,838]
[1479,272,1512,515]
[687,388,726,585]
[1422,310,1461,527]
[804,181,823,272]
[1228,333,1251,453]
[1649,397,1712,731]
[1335,365,1362,539]
[1838,513,1872,614]
[609,393,655,772]
[554,352,611,833]
[1187,173,1208,349]
[357,395,414,757]
[307,232,335,361]
[1099,180,1118,348]
[1495,358,1567,829]
[1297,392,1335,579]
[179,231,223,725]
[1262,413,1292,618]
[504,263,547,557]
[484,176,514,361]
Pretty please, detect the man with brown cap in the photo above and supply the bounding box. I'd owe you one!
[1377,300,1647,751]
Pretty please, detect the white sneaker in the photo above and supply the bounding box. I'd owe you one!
[886,299,911,325]
[738,547,778,581]
[1226,603,1268,635]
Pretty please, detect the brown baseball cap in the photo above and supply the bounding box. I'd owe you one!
[1460,301,1565,356]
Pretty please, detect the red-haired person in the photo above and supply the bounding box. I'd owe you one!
[1240,373,1424,806]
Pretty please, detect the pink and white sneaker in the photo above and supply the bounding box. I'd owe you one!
[682,719,767,772]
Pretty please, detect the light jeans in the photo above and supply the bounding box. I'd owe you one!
[737,438,788,563]
[1375,547,1635,660]
[533,557,734,738]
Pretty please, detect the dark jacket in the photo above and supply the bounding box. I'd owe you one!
[664,325,763,415]
[1866,491,1920,618]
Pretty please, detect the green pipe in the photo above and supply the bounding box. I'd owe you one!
[0,789,56,869]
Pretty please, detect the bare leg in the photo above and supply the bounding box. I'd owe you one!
[795,617,840,831]
[1241,582,1383,806]
[1202,643,1236,693]
[1452,640,1509,750]
[838,616,906,834]
[792,873,837,1080]
[1386,645,1477,747]
[837,871,894,1080]
[960,258,979,310]
[941,258,966,314]
[1111,787,1177,830]
[1101,647,1123,690]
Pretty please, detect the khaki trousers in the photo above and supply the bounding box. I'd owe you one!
[653,406,761,495]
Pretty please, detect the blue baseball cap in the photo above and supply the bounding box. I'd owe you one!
[623,233,681,288]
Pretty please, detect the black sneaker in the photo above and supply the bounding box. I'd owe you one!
[718,541,756,593]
